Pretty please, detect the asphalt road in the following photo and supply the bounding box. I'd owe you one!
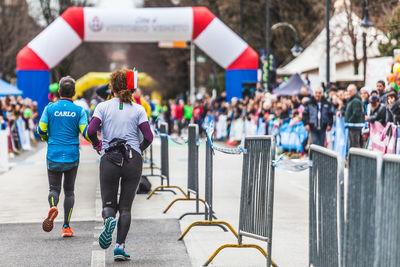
[0,219,190,267]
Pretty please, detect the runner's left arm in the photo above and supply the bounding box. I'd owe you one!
[139,122,153,152]
[37,106,49,141]
[87,117,101,147]
[138,108,153,152]
[78,108,92,143]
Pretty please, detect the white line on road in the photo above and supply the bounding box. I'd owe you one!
[91,182,105,267]
[91,250,105,267]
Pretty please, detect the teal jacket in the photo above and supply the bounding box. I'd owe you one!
[37,99,90,163]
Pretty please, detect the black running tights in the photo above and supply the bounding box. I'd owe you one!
[100,150,142,244]
[47,166,78,226]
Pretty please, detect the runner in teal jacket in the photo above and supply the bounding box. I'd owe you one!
[37,76,91,237]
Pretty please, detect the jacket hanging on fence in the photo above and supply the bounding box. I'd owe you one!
[333,116,348,159]
[369,122,396,154]
[229,119,244,142]
[279,121,308,152]
[215,115,227,140]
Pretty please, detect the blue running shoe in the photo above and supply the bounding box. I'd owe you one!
[99,217,117,249]
[114,247,131,261]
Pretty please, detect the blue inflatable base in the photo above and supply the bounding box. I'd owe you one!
[17,70,50,113]
[225,69,257,102]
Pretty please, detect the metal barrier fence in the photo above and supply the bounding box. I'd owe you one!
[203,136,277,267]
[309,145,343,267]
[142,144,160,176]
[374,154,400,266]
[188,124,199,199]
[307,146,400,267]
[163,124,207,218]
[179,134,236,241]
[343,148,380,267]
[147,122,187,198]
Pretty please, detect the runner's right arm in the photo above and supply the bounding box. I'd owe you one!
[78,108,92,143]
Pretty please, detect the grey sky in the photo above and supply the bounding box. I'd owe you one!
[27,0,144,26]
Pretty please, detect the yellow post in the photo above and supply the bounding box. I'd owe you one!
[203,243,278,267]
[163,197,206,213]
[178,220,238,240]
[147,185,188,200]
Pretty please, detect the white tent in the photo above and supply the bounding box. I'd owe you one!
[277,0,388,89]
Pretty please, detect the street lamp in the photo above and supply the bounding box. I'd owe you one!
[360,0,373,28]
[271,22,303,57]
[361,0,373,84]
[291,43,303,57]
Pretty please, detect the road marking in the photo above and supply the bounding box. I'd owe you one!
[91,250,105,267]
[91,180,105,267]
[95,198,102,221]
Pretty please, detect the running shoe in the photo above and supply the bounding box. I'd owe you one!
[62,224,74,237]
[114,247,131,261]
[42,206,58,232]
[99,217,117,249]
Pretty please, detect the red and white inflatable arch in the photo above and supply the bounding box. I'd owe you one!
[17,7,258,111]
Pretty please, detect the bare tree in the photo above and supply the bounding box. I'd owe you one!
[343,0,360,75]
[36,0,89,81]
[0,0,40,81]
[38,0,88,25]
[334,0,397,75]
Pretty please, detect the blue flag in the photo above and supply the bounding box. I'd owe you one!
[333,116,348,159]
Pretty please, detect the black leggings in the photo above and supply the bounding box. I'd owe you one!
[47,166,78,226]
[100,150,142,244]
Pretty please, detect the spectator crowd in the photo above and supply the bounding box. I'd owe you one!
[2,77,398,158]
[0,95,40,155]
[143,79,400,155]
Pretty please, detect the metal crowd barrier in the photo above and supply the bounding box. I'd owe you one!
[374,154,400,266]
[142,144,160,175]
[343,148,380,267]
[147,122,187,198]
[163,124,207,218]
[309,145,344,267]
[178,133,237,241]
[203,136,277,267]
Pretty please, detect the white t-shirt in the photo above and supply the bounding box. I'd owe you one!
[93,98,148,155]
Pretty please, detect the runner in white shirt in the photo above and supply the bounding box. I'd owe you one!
[87,69,153,261]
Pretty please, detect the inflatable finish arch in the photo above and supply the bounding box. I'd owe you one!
[17,7,258,111]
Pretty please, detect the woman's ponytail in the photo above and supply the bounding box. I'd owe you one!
[109,69,134,104]
[118,89,133,104]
